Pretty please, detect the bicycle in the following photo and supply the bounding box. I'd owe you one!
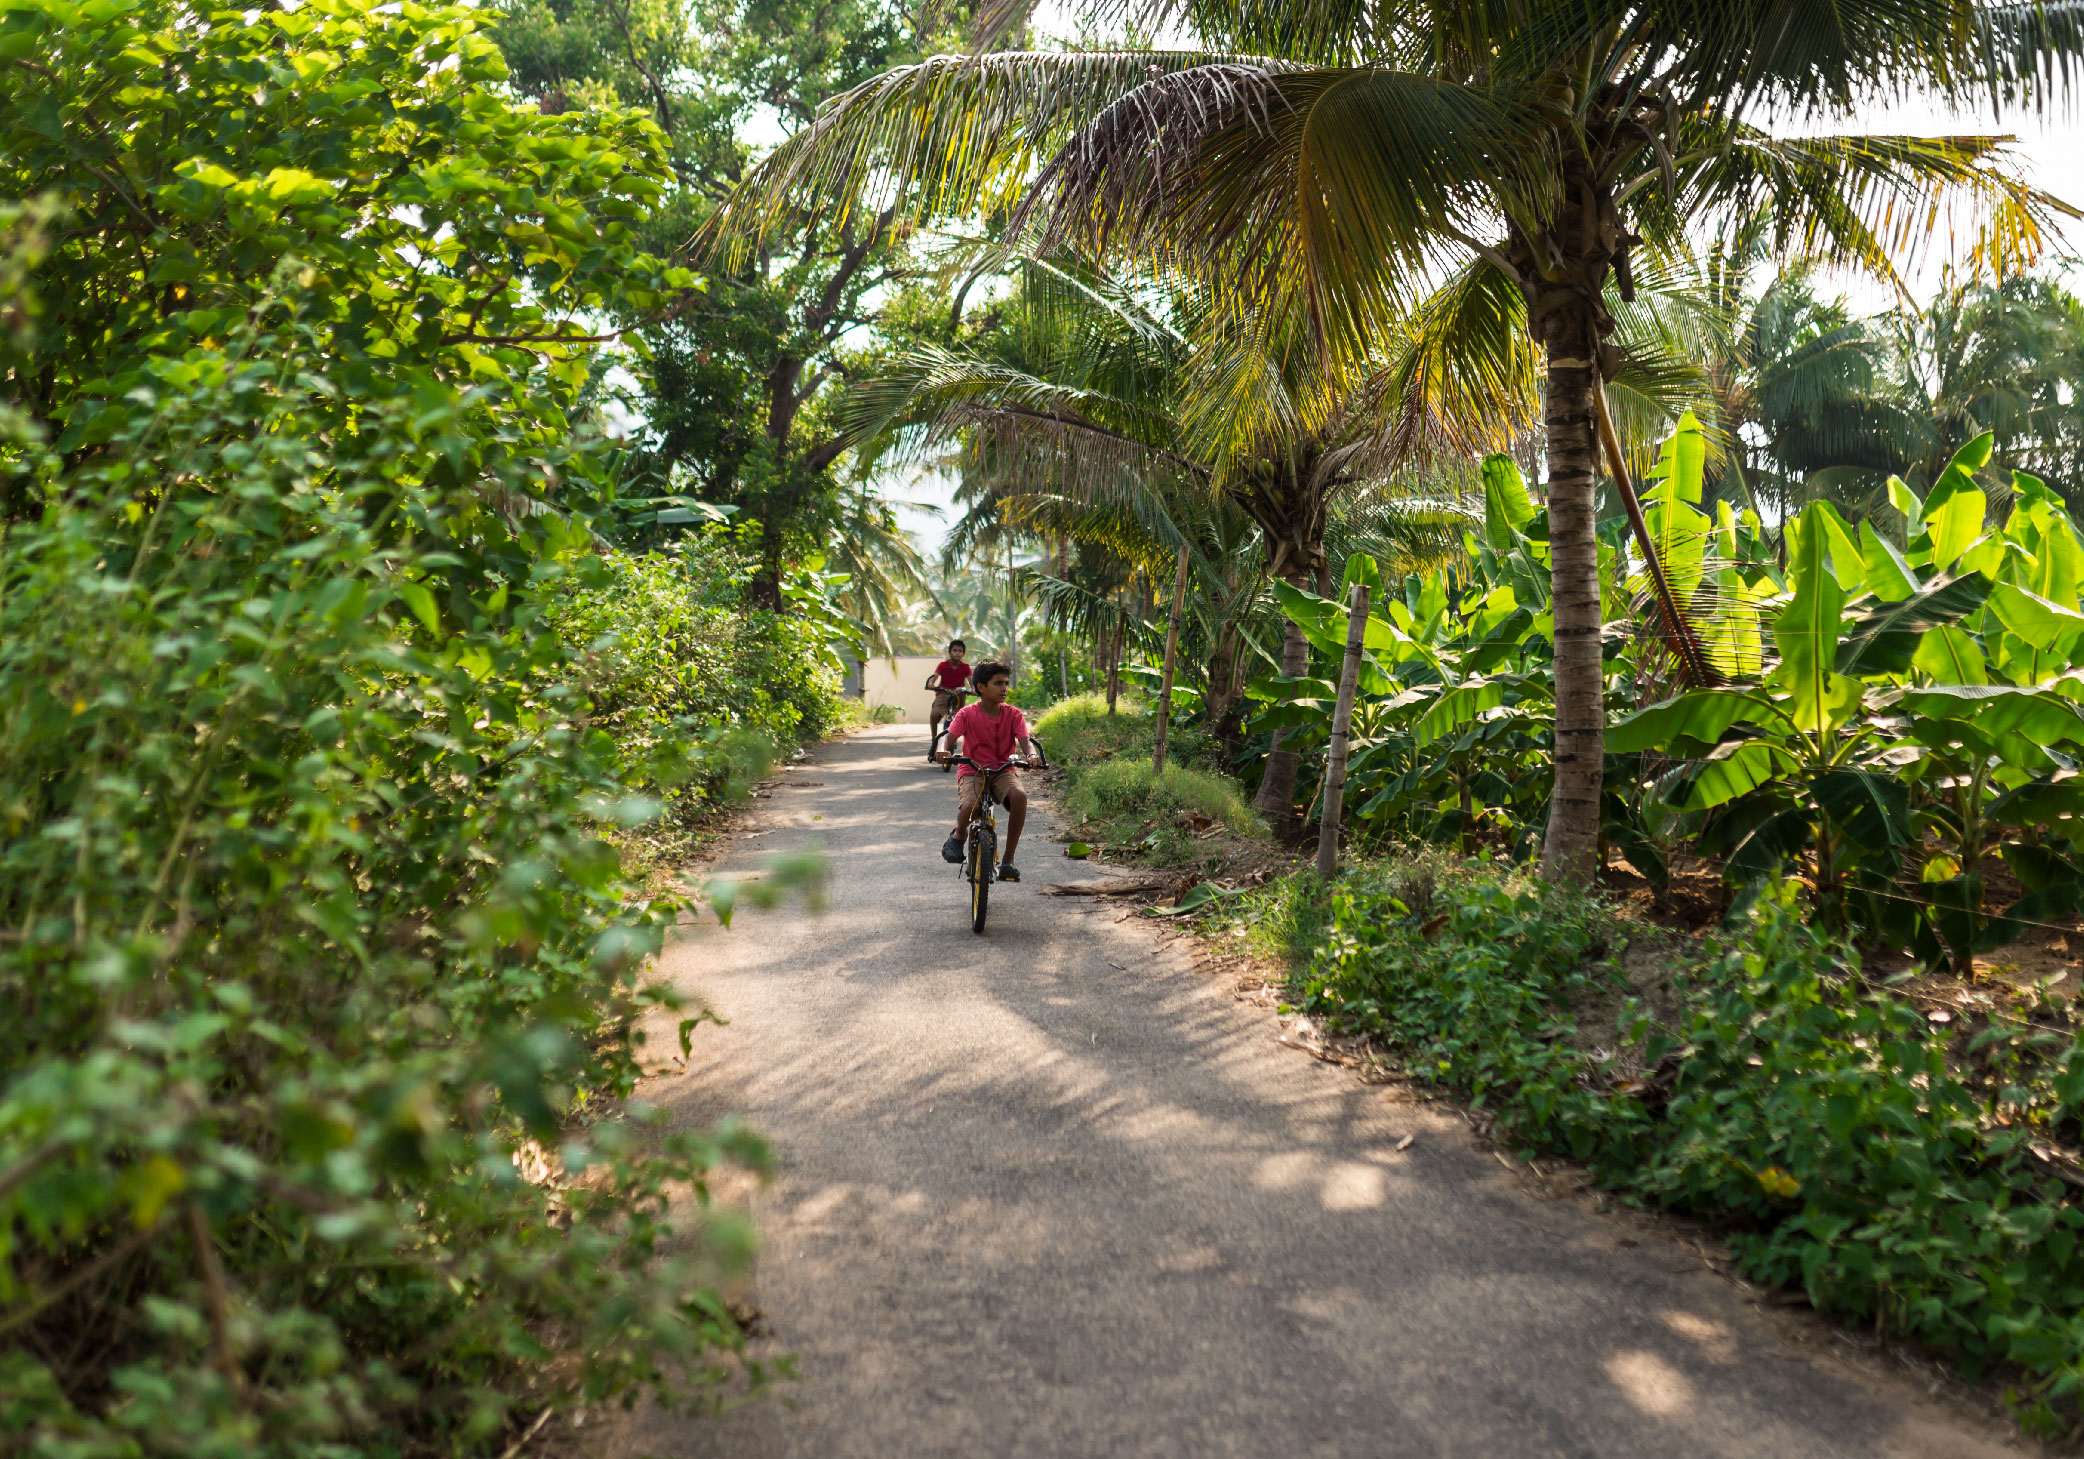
[927,686,972,770]
[945,742,1045,934]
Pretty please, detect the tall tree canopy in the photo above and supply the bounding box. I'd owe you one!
[709,0,2080,877]
[491,0,962,602]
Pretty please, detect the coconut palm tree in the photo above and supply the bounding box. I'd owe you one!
[1876,271,2084,499]
[843,255,1511,827]
[709,0,2076,880]
[1694,239,2084,528]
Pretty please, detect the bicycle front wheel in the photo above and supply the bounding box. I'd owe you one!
[969,830,994,934]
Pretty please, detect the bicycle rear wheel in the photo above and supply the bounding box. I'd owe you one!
[969,828,994,934]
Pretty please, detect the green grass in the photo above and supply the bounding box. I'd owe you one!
[1066,757,1260,835]
[1035,693,1263,863]
[1030,691,1152,765]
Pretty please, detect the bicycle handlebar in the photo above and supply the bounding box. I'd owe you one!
[948,754,1027,772]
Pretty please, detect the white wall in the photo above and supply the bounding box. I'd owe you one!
[857,655,943,723]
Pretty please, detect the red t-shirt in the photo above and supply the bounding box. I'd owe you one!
[934,659,972,691]
[945,702,1027,777]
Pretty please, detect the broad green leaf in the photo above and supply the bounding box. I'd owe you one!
[1774,502,1848,732]
[1987,581,2084,651]
[1886,475,1925,523]
[2019,498,2084,606]
[1958,534,2024,581]
[1833,573,1990,678]
[1683,740,1794,811]
[1650,498,1712,605]
[1605,689,1789,755]
[1341,551,1383,601]
[1898,685,2084,746]
[1274,580,1344,652]
[1806,501,1866,590]
[1461,606,1534,674]
[1986,779,2084,828]
[1714,499,1739,560]
[1409,572,1447,625]
[1415,681,1506,745]
[1857,520,1918,602]
[1643,411,1706,508]
[1811,770,1910,860]
[1911,625,1988,686]
[1934,430,1996,482]
[1249,701,1332,731]
[1245,675,1337,702]
[1725,805,1815,881]
[1923,469,1989,573]
[1703,582,1765,677]
[1480,454,1534,551]
[396,581,440,636]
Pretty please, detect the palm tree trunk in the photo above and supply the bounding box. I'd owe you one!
[1203,618,1247,753]
[1252,597,1311,833]
[1540,323,1605,884]
[1105,615,1122,713]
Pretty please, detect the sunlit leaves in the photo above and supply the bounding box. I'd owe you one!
[1774,502,1856,734]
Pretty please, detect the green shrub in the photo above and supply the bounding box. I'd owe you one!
[1031,692,1150,765]
[0,0,781,1446]
[547,543,844,816]
[1066,758,1260,835]
[0,318,775,1458]
[1215,870,1342,969]
[1302,862,2084,1426]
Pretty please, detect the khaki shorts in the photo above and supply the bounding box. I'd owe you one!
[933,690,966,722]
[958,767,1021,815]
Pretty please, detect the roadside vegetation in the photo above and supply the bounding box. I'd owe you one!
[0,0,849,1452]
[1030,695,1269,873]
[1196,853,2084,1435]
[16,0,2084,1448]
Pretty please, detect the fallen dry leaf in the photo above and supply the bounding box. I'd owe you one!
[1394,1134,1416,1152]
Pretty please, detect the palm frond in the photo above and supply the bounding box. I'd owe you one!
[1673,127,2077,292]
[704,49,1255,259]
[1026,64,1545,349]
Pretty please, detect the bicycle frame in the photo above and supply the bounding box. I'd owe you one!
[949,754,1022,934]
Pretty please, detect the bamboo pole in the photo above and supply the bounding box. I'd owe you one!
[1152,544,1191,777]
[1316,583,1371,879]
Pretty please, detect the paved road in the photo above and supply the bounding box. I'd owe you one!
[623,725,2019,1459]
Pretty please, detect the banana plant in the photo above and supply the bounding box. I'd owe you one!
[1250,463,1558,854]
[1610,431,2084,962]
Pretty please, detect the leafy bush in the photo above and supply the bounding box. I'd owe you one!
[1030,692,1151,766]
[1065,759,1260,835]
[0,0,787,1451]
[0,314,774,1457]
[1302,862,2084,1426]
[547,541,844,819]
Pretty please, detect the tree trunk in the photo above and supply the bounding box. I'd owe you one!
[1539,313,1605,884]
[1152,545,1190,777]
[1105,611,1122,713]
[1202,618,1247,754]
[1316,583,1370,879]
[1252,590,1312,833]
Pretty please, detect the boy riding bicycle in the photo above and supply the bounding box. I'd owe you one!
[926,639,971,721]
[936,661,1030,882]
